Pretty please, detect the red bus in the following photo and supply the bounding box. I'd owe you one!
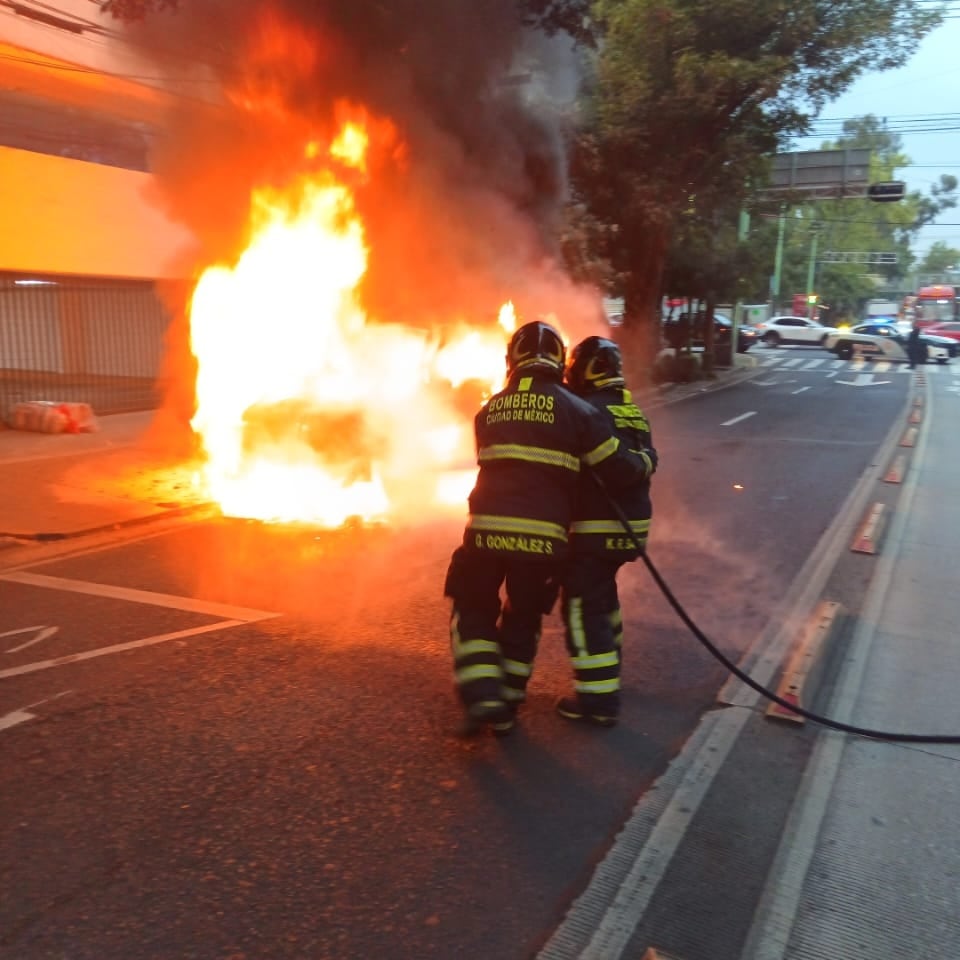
[915,285,958,325]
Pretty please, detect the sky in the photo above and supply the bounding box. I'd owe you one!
[796,11,960,261]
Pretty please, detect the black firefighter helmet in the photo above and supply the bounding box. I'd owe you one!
[506,320,566,378]
[566,336,625,394]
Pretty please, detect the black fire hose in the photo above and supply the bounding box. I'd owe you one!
[592,473,960,745]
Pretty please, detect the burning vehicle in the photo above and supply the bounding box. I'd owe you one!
[139,1,604,528]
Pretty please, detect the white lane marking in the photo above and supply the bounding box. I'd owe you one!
[721,411,757,427]
[874,361,892,373]
[780,358,803,368]
[0,572,277,622]
[752,379,781,387]
[836,373,887,386]
[0,709,37,730]
[1,624,58,653]
[536,713,748,959]
[761,357,784,367]
[801,360,825,369]
[826,370,838,378]
[791,386,811,395]
[0,621,248,680]
[0,691,72,732]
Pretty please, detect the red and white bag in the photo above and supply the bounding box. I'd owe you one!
[10,401,99,434]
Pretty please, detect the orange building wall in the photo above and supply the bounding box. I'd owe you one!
[0,145,198,280]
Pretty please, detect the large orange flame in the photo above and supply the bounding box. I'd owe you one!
[188,109,520,526]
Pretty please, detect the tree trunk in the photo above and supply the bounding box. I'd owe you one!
[617,221,670,387]
[702,291,717,375]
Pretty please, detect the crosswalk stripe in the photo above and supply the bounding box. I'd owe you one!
[751,355,954,375]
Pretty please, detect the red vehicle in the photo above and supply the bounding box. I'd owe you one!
[915,285,958,326]
[791,293,819,320]
[921,320,960,343]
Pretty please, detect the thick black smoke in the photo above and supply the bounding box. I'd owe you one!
[134,0,601,331]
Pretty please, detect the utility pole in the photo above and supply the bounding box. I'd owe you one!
[771,207,787,314]
[806,222,821,316]
[731,207,751,359]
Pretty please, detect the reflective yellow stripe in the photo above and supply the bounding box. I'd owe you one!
[478,444,580,472]
[469,514,567,540]
[503,659,533,677]
[572,651,620,670]
[453,638,500,658]
[503,688,526,702]
[581,436,619,466]
[575,677,620,694]
[457,664,503,684]
[567,596,587,657]
[570,519,651,535]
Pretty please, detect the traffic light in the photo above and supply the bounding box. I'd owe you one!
[867,181,906,203]
[807,294,818,305]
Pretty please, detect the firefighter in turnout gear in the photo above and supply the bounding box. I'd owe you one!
[558,336,657,727]
[444,321,652,737]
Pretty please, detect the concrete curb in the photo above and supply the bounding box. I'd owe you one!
[0,502,215,549]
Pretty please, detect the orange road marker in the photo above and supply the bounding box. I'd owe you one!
[851,502,886,554]
[913,396,923,407]
[909,409,922,424]
[883,454,906,484]
[642,950,686,960]
[899,427,918,447]
[766,600,844,725]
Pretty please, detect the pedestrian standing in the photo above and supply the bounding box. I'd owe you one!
[557,336,657,727]
[443,321,651,737]
[907,320,924,369]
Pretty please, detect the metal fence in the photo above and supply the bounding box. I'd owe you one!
[0,272,172,422]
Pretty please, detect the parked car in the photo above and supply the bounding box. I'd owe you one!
[662,312,758,353]
[824,322,957,363]
[922,320,960,343]
[752,315,839,347]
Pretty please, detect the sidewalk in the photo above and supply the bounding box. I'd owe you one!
[0,409,206,541]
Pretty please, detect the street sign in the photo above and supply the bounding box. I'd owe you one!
[867,181,906,202]
[820,251,899,264]
[763,149,872,199]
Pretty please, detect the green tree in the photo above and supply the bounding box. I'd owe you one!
[572,0,941,359]
[917,241,960,280]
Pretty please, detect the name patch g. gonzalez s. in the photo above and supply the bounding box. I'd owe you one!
[474,533,554,555]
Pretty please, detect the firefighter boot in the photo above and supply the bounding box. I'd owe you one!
[457,700,516,738]
[555,697,618,728]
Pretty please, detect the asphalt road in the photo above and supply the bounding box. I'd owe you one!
[0,348,913,960]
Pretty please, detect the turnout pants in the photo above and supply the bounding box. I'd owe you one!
[444,547,559,710]
[561,554,626,717]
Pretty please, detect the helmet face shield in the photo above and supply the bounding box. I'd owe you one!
[566,336,624,393]
[506,321,566,377]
